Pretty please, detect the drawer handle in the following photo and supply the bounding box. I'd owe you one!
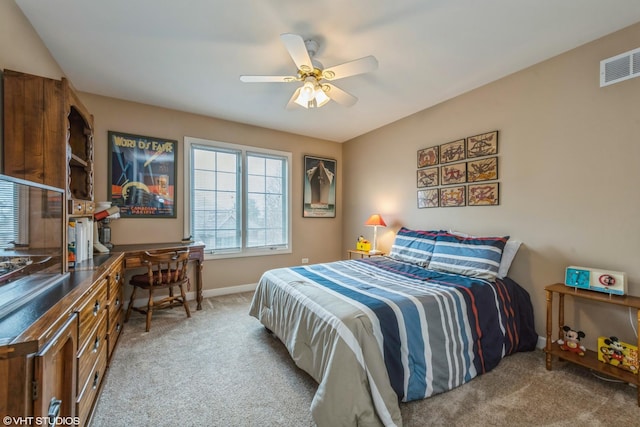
[115,298,120,308]
[93,300,100,316]
[48,397,62,426]
[93,336,100,352]
[115,272,121,281]
[116,323,121,333]
[92,371,100,389]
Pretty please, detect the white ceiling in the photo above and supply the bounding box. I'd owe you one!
[15,0,640,142]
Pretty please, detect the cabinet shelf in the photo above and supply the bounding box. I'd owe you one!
[547,343,639,385]
[70,153,89,168]
[545,282,640,405]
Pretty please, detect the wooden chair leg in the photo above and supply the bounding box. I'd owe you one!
[179,284,191,318]
[125,286,137,322]
[146,289,154,332]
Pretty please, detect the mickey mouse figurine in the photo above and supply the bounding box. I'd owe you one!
[557,325,586,356]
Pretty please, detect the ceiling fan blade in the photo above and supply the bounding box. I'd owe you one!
[240,75,297,83]
[280,33,313,73]
[323,83,358,107]
[286,87,301,110]
[322,55,378,80]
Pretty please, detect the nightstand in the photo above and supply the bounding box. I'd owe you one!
[348,250,386,259]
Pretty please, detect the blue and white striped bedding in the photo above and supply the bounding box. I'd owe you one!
[249,256,537,427]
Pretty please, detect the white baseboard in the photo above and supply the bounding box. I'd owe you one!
[126,283,258,309]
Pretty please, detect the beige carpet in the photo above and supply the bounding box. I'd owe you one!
[91,292,640,426]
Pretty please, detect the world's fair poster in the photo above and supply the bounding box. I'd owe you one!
[108,131,177,218]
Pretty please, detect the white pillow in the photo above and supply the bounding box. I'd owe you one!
[448,229,521,279]
[497,240,521,279]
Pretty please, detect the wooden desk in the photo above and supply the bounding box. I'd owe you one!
[112,241,206,310]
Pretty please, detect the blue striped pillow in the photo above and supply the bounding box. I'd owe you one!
[388,228,439,267]
[428,232,509,281]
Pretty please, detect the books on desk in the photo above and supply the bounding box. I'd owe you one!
[68,217,94,267]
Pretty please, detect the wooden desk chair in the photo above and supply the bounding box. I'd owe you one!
[125,249,192,332]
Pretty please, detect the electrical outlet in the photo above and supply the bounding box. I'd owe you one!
[301,258,309,264]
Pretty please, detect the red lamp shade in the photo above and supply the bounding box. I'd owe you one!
[364,214,386,227]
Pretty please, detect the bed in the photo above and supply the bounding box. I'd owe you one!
[249,228,537,426]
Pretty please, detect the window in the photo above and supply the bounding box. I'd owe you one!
[0,179,18,246]
[185,137,291,258]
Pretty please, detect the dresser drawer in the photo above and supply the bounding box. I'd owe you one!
[108,288,123,325]
[107,309,124,361]
[107,265,123,301]
[77,279,108,346]
[76,343,108,427]
[76,310,107,394]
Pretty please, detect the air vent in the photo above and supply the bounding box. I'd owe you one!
[600,47,640,87]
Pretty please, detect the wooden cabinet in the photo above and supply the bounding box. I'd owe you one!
[2,70,66,188]
[2,70,94,203]
[75,284,108,427]
[545,283,640,405]
[33,314,78,421]
[0,255,124,426]
[106,261,124,362]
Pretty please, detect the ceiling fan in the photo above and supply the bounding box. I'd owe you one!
[240,33,378,109]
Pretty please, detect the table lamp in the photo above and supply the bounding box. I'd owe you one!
[364,214,386,254]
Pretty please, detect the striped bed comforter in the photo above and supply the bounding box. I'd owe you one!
[249,257,537,426]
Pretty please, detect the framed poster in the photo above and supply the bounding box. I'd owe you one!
[417,146,439,168]
[467,156,498,182]
[439,139,466,164]
[440,162,467,185]
[468,183,499,206]
[108,131,177,218]
[303,155,336,218]
[466,130,498,158]
[440,185,466,207]
[417,167,439,188]
[417,189,439,208]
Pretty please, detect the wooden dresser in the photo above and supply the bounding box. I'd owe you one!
[0,254,124,426]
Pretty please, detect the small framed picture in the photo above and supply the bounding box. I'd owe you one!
[417,167,439,188]
[466,130,498,158]
[303,156,336,218]
[439,139,465,164]
[468,183,499,206]
[418,189,439,208]
[440,162,467,185]
[467,156,498,182]
[440,186,466,207]
[417,146,439,168]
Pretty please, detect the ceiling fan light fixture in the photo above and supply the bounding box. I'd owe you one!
[298,77,316,101]
[314,86,330,107]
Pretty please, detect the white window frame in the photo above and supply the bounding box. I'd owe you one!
[184,136,292,260]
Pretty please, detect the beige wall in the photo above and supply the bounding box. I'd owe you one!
[81,93,343,290]
[4,0,640,346]
[344,22,640,348]
[0,1,63,78]
[1,0,343,293]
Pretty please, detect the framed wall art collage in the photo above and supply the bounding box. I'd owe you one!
[417,130,499,208]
